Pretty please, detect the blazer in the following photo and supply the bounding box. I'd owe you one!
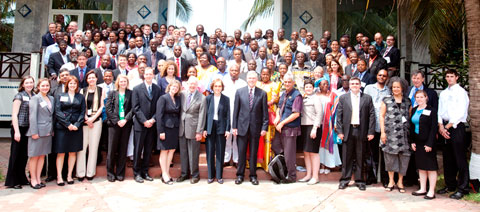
[335,92,376,142]
[156,94,182,134]
[142,34,154,48]
[131,83,161,131]
[112,68,128,80]
[42,33,55,48]
[48,52,69,76]
[355,71,375,88]
[205,94,231,135]
[306,52,326,68]
[27,94,55,137]
[106,89,133,127]
[144,50,167,68]
[193,33,210,46]
[244,50,259,63]
[381,46,400,68]
[267,54,284,66]
[232,86,269,136]
[410,105,438,148]
[219,48,235,61]
[367,56,387,81]
[407,85,439,110]
[344,64,357,77]
[167,56,189,81]
[87,56,117,70]
[69,66,91,88]
[93,68,108,84]
[179,90,207,139]
[55,93,86,129]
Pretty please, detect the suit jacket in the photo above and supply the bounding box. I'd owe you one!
[205,94,230,135]
[93,68,110,84]
[112,68,128,80]
[179,90,207,139]
[42,33,55,48]
[167,56,189,81]
[48,52,69,76]
[219,48,235,61]
[142,34,153,48]
[70,66,91,88]
[87,56,117,70]
[407,85,439,110]
[54,93,86,129]
[367,56,387,81]
[27,94,55,137]
[232,86,269,136]
[344,64,357,77]
[144,50,167,70]
[380,46,400,68]
[156,94,181,134]
[193,33,210,46]
[355,71,375,89]
[210,54,218,67]
[106,89,133,126]
[244,50,259,63]
[267,54,284,66]
[131,83,161,131]
[335,92,376,142]
[410,105,438,148]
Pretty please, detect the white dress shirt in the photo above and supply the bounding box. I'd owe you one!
[213,95,220,120]
[438,84,469,128]
[350,92,361,125]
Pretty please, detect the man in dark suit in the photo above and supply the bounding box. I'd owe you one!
[232,71,269,185]
[87,41,116,70]
[93,55,112,84]
[357,41,370,61]
[218,36,235,61]
[144,39,166,74]
[168,45,189,80]
[48,40,70,77]
[380,35,401,77]
[268,43,283,67]
[131,67,161,183]
[193,24,209,47]
[306,49,325,70]
[407,70,438,110]
[69,53,90,88]
[367,45,387,82]
[42,23,57,48]
[336,77,376,191]
[113,54,128,79]
[243,40,259,63]
[344,51,359,76]
[354,60,375,89]
[142,25,153,48]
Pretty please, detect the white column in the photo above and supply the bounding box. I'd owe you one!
[273,0,283,31]
[30,52,41,79]
[167,0,177,26]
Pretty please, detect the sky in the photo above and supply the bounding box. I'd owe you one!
[176,0,273,36]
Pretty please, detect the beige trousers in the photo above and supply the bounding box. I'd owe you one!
[77,120,102,178]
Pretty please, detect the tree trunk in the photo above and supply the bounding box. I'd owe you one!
[465,0,480,154]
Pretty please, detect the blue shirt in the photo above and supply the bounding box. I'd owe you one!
[411,109,424,134]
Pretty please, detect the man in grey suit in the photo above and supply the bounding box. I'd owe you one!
[336,77,376,191]
[344,51,359,76]
[232,71,269,185]
[177,77,206,184]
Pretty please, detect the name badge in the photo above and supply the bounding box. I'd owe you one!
[87,109,92,116]
[120,112,125,118]
[60,96,69,102]
[22,96,29,101]
[40,101,47,108]
[361,82,366,87]
[384,57,391,64]
[422,109,431,116]
[402,116,407,123]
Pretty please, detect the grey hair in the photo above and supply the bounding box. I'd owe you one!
[387,76,409,93]
[246,70,258,78]
[187,76,199,84]
[283,71,294,81]
[411,70,425,78]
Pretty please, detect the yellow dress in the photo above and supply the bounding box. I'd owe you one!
[256,81,281,171]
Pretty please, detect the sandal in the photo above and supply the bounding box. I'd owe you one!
[385,185,395,191]
[398,186,406,193]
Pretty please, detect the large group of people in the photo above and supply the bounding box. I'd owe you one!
[4,20,472,200]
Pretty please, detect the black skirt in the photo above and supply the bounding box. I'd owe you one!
[301,125,321,153]
[157,127,179,150]
[412,133,438,171]
[54,128,83,153]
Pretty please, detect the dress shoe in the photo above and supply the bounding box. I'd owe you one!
[235,177,243,185]
[116,176,124,181]
[143,174,154,181]
[356,183,366,191]
[281,177,295,184]
[307,179,319,185]
[10,185,22,189]
[412,191,427,196]
[190,177,200,184]
[424,195,436,200]
[77,177,85,182]
[217,179,224,184]
[67,180,74,185]
[449,191,465,200]
[86,176,94,181]
[176,175,188,182]
[233,163,238,168]
[134,175,144,183]
[437,187,453,194]
[338,183,348,189]
[30,184,42,189]
[107,176,115,182]
[57,181,65,186]
[161,178,173,185]
[298,178,311,183]
[250,177,259,185]
[39,182,46,188]
[45,176,55,182]
[224,162,230,167]
[207,179,215,184]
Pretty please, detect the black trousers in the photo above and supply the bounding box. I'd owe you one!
[236,126,259,178]
[340,127,366,185]
[107,123,132,179]
[365,133,388,185]
[206,120,227,179]
[133,127,155,177]
[272,132,297,180]
[5,127,29,187]
[443,123,470,193]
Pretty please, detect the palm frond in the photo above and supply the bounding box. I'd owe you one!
[241,0,274,30]
[176,0,192,23]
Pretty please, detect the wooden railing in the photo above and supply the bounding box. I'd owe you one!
[0,52,42,79]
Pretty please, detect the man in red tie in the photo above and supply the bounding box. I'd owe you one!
[87,41,116,70]
[194,24,209,47]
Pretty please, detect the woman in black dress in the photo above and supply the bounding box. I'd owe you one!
[410,90,438,200]
[5,76,34,189]
[156,80,182,184]
[54,76,85,186]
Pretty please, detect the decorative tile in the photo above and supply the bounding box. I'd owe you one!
[162,8,168,21]
[282,12,289,26]
[17,4,32,18]
[299,10,313,24]
[137,5,151,19]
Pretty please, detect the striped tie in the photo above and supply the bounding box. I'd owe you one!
[249,88,254,109]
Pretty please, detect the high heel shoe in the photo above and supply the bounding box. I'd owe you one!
[57,181,65,186]
[385,185,395,191]
[30,184,41,189]
[161,178,173,185]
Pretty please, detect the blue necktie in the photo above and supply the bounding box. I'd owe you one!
[411,87,419,106]
[148,85,152,98]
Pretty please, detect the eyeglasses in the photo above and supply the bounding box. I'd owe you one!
[226,40,234,43]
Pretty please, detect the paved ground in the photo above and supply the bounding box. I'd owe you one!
[1,137,479,211]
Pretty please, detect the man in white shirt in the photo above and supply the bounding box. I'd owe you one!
[72,30,84,51]
[44,31,73,65]
[437,69,470,200]
[222,64,247,167]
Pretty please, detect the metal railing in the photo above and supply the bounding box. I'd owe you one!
[404,61,467,91]
[0,52,42,80]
